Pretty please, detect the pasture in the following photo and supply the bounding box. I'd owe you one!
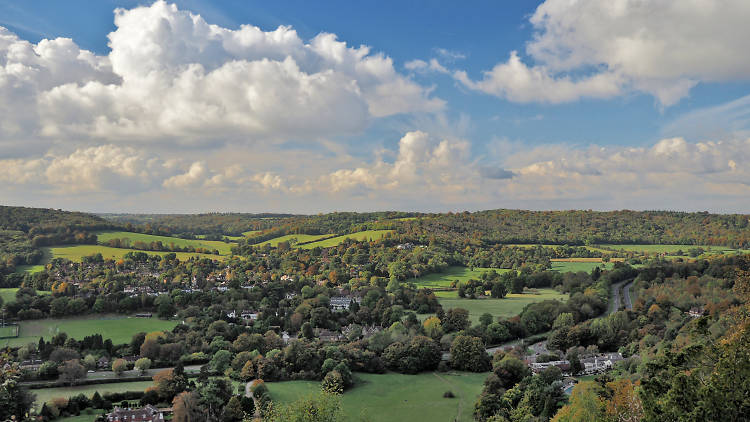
[267,371,488,422]
[96,231,235,255]
[435,288,568,324]
[2,315,179,347]
[31,380,154,409]
[410,266,513,289]
[503,244,613,254]
[299,230,395,249]
[42,245,226,264]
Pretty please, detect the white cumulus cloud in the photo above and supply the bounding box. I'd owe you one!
[458,0,750,106]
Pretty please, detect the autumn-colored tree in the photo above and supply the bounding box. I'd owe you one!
[172,391,203,422]
[605,379,643,422]
[423,316,444,340]
[112,358,128,376]
[552,382,605,422]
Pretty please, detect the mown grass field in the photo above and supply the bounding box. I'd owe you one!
[267,371,488,422]
[3,315,178,347]
[14,264,46,274]
[255,234,332,247]
[31,381,154,408]
[299,230,395,249]
[96,231,235,255]
[0,287,51,304]
[410,266,513,289]
[42,245,226,264]
[435,288,568,324]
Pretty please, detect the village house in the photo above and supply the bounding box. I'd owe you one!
[106,405,164,422]
[530,360,571,374]
[317,329,343,342]
[330,295,361,311]
[580,353,624,375]
[688,306,705,318]
[241,310,259,321]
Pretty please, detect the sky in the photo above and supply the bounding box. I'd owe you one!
[1,0,750,214]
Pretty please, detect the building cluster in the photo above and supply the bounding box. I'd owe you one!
[529,352,624,376]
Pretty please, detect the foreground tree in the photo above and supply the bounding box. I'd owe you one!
[264,391,343,422]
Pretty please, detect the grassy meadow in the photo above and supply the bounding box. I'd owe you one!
[267,371,488,422]
[2,315,178,347]
[410,266,513,289]
[56,409,106,421]
[594,244,744,255]
[96,231,235,255]
[435,288,568,324]
[299,230,395,249]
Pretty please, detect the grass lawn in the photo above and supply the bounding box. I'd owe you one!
[409,266,513,289]
[267,371,488,422]
[0,287,51,304]
[42,245,226,264]
[255,234,331,247]
[0,325,18,337]
[503,244,613,254]
[550,261,613,273]
[14,264,46,274]
[299,230,395,249]
[56,409,106,421]
[436,288,568,324]
[241,230,260,236]
[3,315,179,347]
[31,380,154,408]
[96,231,235,255]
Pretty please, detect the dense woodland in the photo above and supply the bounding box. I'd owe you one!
[0,206,749,421]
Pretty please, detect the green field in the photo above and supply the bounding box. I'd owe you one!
[256,234,332,247]
[241,230,261,236]
[435,288,568,324]
[0,325,18,337]
[0,287,51,304]
[550,261,613,273]
[14,264,46,274]
[299,230,395,249]
[267,371,488,422]
[409,266,513,289]
[3,315,179,347]
[96,231,235,255]
[31,380,154,408]
[42,245,225,264]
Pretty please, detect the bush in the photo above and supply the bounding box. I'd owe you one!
[443,391,455,398]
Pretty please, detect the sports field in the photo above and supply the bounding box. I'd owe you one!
[410,266,513,289]
[299,230,395,248]
[267,371,488,422]
[96,231,235,255]
[435,288,568,324]
[2,315,178,347]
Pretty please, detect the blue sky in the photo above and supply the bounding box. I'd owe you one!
[1,0,749,213]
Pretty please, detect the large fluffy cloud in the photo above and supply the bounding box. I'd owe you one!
[0,1,443,150]
[457,0,750,106]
